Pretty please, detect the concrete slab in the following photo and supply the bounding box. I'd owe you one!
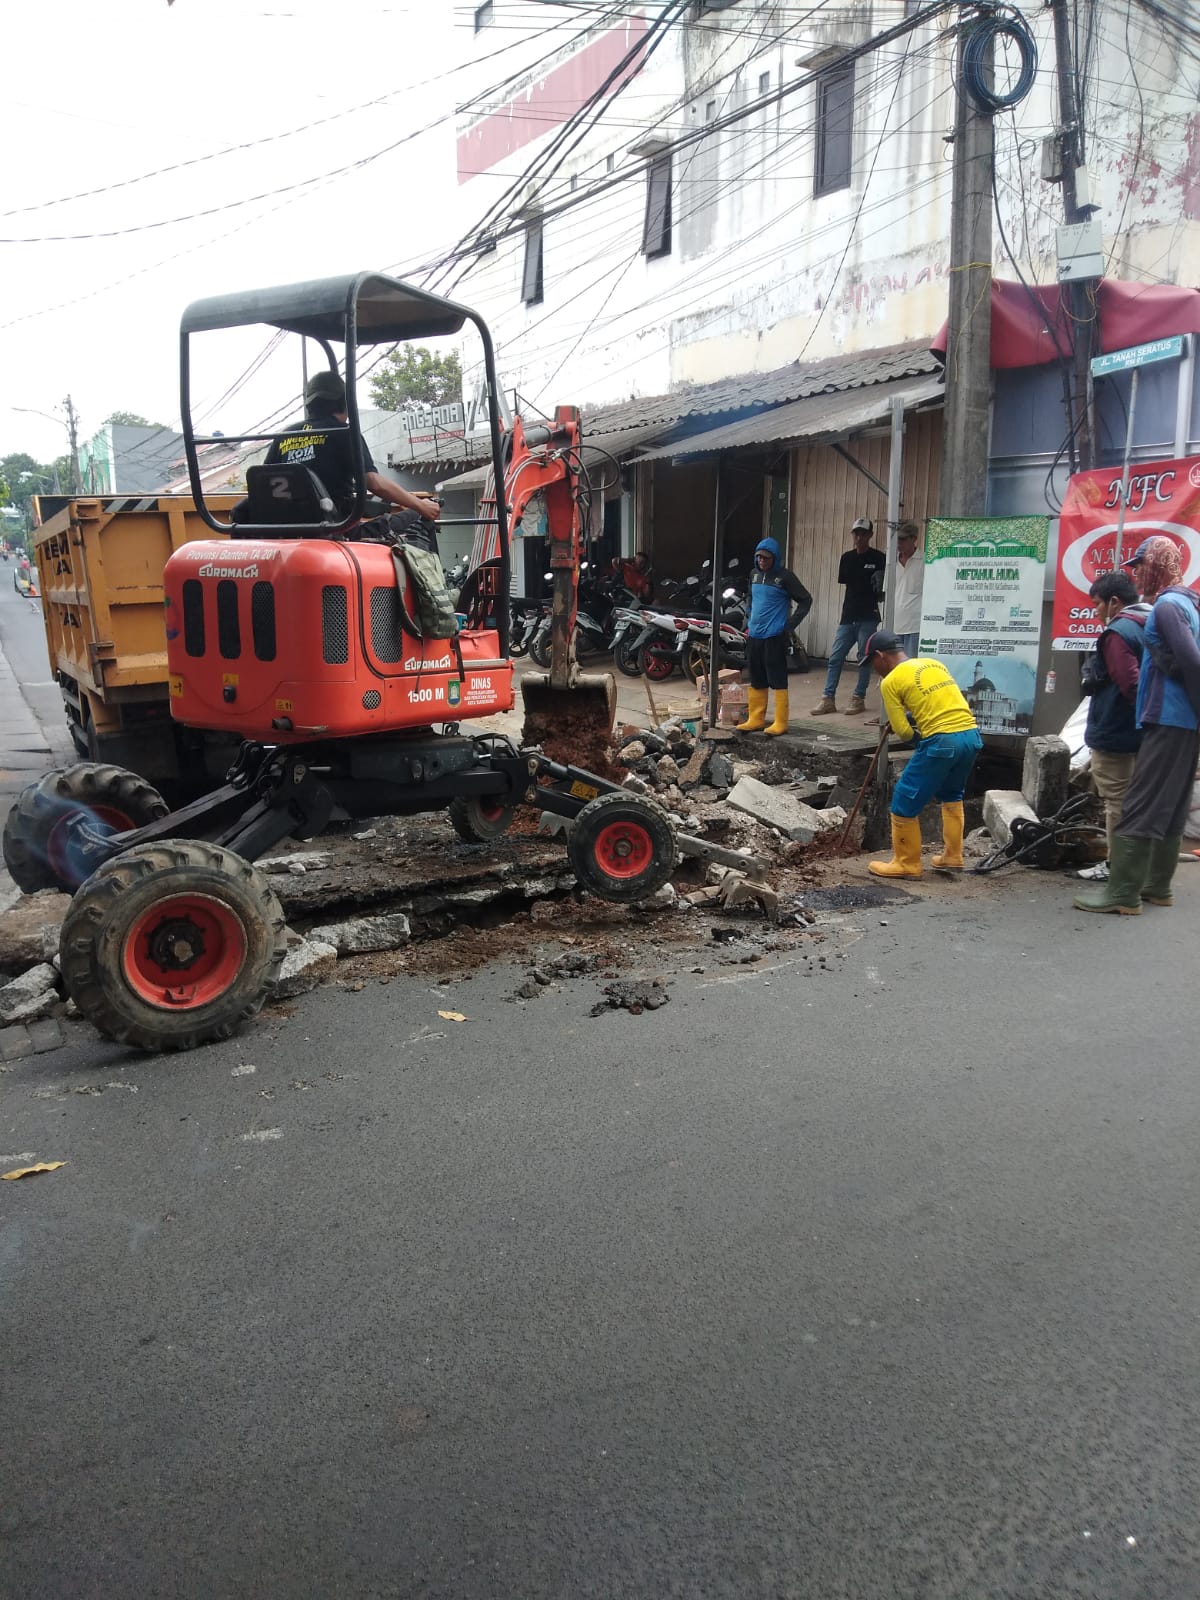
[983,790,1039,849]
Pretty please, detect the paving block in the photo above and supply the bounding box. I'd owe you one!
[1021,735,1071,817]
[0,963,60,1025]
[305,914,412,955]
[27,1018,64,1054]
[983,789,1039,849]
[270,939,338,1000]
[0,1025,34,1063]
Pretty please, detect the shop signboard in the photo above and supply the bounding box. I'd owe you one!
[1051,456,1200,651]
[919,515,1049,734]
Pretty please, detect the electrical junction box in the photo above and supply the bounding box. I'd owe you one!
[1056,218,1105,282]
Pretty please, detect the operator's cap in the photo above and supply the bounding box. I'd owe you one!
[1121,538,1154,567]
[304,370,347,408]
[861,628,903,661]
[851,516,873,534]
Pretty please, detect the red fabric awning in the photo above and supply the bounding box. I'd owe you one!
[931,280,1200,369]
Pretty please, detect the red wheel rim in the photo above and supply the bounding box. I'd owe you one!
[47,804,134,881]
[477,798,506,822]
[593,819,654,881]
[122,893,247,1010]
[644,652,674,682]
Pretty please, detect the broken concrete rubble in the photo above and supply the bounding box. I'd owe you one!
[0,963,60,1025]
[271,939,338,1000]
[726,777,843,845]
[0,891,71,977]
[306,913,412,955]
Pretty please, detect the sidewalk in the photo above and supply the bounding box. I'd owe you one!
[0,636,71,909]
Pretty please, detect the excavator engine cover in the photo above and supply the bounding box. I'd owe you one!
[163,539,513,741]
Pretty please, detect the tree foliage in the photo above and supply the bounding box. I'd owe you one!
[368,346,463,411]
[104,410,165,428]
[1,451,63,531]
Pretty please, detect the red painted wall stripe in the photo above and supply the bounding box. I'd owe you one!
[458,14,650,183]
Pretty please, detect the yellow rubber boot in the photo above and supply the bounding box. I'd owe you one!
[931,802,965,871]
[869,815,923,879]
[736,687,768,733]
[764,688,790,736]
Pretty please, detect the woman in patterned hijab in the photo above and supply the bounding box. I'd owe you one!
[1129,534,1183,601]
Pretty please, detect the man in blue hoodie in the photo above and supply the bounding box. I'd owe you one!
[737,537,813,736]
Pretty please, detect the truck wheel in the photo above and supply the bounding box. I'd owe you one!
[2,762,169,895]
[448,793,517,843]
[59,840,288,1053]
[567,792,678,903]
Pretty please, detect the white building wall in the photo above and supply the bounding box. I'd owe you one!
[449,1,1200,412]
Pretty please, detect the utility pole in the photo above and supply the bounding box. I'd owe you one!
[62,394,84,493]
[939,18,993,517]
[1050,0,1096,471]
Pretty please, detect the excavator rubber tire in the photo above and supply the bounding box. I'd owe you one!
[59,839,288,1053]
[448,793,518,843]
[567,791,679,904]
[2,762,170,895]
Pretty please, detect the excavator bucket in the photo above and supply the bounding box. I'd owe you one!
[520,667,617,773]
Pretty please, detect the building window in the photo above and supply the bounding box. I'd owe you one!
[521,216,544,305]
[642,151,673,259]
[814,62,853,196]
[474,1,493,32]
[758,71,770,96]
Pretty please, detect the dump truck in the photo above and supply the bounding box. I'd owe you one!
[32,494,238,793]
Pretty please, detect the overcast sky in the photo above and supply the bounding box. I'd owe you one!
[0,0,472,461]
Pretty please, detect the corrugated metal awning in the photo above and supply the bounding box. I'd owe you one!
[631,374,944,463]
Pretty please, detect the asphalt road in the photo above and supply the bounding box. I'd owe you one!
[4,873,1200,1597]
[2,603,1199,1597]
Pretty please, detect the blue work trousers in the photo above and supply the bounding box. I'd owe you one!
[823,619,876,701]
[891,730,983,818]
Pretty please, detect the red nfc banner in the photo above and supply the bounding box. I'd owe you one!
[1052,455,1200,650]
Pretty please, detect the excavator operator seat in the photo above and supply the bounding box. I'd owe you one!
[238,464,338,527]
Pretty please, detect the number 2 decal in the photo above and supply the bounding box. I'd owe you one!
[270,475,291,499]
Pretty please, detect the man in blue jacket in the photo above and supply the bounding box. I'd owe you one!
[1075,570,1148,882]
[737,537,813,736]
[1075,536,1200,914]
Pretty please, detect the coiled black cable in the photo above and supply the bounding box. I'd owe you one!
[962,5,1038,113]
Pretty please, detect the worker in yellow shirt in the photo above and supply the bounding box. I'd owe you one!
[860,630,983,879]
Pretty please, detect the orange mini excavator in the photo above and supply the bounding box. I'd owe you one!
[3,272,677,1052]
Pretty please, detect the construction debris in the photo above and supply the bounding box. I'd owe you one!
[307,913,412,955]
[590,978,671,1016]
[0,963,61,1025]
[725,776,843,844]
[271,939,338,999]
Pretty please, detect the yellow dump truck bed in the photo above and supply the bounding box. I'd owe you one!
[33,495,233,783]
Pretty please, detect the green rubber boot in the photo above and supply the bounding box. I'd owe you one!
[1073,834,1151,915]
[1142,833,1184,906]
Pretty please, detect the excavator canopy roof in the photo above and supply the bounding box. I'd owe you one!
[180,272,468,344]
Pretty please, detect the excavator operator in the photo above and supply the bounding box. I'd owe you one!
[238,370,442,547]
